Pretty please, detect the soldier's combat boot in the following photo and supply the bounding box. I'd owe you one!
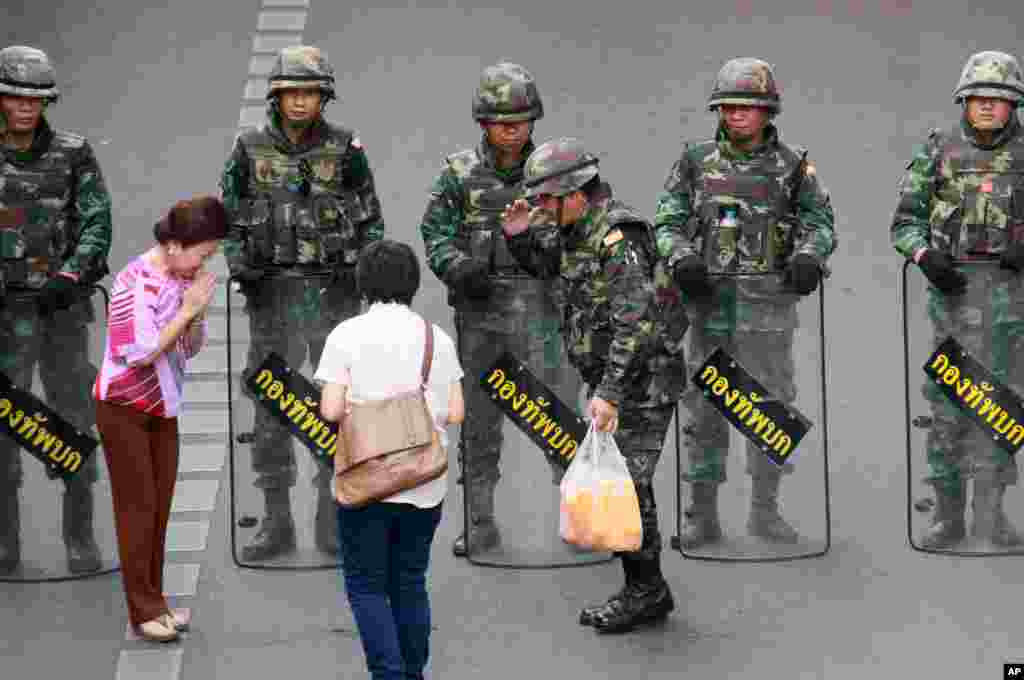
[0,490,21,574]
[579,556,635,626]
[679,482,722,549]
[452,481,501,557]
[591,555,674,634]
[242,489,296,561]
[920,481,966,549]
[971,477,1022,547]
[314,481,341,556]
[63,483,101,574]
[748,471,799,543]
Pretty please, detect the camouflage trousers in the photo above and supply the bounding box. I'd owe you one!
[454,278,580,492]
[241,276,360,491]
[680,326,797,484]
[923,280,1023,495]
[601,399,674,564]
[0,296,100,491]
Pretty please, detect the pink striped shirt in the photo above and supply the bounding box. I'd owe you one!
[94,255,206,417]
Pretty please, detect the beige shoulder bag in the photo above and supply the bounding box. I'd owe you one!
[334,316,447,507]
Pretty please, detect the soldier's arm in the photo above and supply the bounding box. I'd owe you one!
[505,224,562,279]
[891,134,940,260]
[62,140,112,284]
[791,159,837,268]
[653,150,700,269]
[594,233,656,405]
[219,136,252,279]
[343,138,385,243]
[419,168,470,286]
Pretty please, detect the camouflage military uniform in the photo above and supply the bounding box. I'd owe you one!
[892,51,1024,548]
[0,46,112,573]
[221,46,384,560]
[420,62,578,557]
[506,137,687,634]
[654,58,836,548]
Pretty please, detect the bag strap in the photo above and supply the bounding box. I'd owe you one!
[419,315,434,387]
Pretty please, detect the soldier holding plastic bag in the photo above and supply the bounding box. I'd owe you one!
[501,138,687,634]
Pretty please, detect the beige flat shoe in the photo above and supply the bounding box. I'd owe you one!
[163,609,191,632]
[138,618,178,642]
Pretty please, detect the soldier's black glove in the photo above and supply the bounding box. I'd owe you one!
[37,276,78,316]
[917,249,967,295]
[672,256,713,298]
[785,254,822,296]
[450,259,493,300]
[1000,242,1024,272]
[233,269,265,298]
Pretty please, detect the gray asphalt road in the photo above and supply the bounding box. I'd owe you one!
[5,0,1024,678]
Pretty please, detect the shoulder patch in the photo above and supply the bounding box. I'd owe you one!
[52,129,86,149]
[603,229,624,247]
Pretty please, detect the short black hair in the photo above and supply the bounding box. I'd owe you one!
[153,195,228,246]
[356,239,420,306]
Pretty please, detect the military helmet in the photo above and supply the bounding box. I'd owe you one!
[708,57,781,113]
[0,46,59,102]
[523,137,599,198]
[266,45,335,101]
[472,62,544,123]
[953,51,1024,104]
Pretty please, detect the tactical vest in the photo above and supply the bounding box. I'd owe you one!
[447,148,528,277]
[0,129,81,289]
[562,199,688,405]
[690,139,807,274]
[233,122,380,270]
[930,125,1024,258]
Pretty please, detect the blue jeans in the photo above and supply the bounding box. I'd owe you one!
[337,500,443,680]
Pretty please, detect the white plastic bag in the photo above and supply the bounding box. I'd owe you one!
[558,423,642,551]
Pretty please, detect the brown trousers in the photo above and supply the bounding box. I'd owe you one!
[96,399,179,626]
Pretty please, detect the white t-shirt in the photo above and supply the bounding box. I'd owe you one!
[314,302,463,508]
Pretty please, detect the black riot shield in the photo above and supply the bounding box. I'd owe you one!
[228,272,358,570]
[0,285,120,582]
[456,274,613,567]
[904,259,1024,556]
[672,273,831,562]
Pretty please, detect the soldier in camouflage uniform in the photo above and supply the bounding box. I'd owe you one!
[654,58,836,549]
[0,46,112,574]
[420,62,578,558]
[221,46,384,561]
[501,138,687,633]
[892,51,1024,549]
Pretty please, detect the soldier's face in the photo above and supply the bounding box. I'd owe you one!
[278,88,322,126]
[482,121,531,153]
[166,240,220,280]
[534,192,587,226]
[0,95,45,133]
[966,96,1014,131]
[719,104,770,142]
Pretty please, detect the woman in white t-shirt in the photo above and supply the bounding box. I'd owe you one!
[316,239,463,680]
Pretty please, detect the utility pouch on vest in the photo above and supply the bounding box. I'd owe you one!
[0,207,37,286]
[477,186,521,271]
[469,229,495,272]
[293,205,320,265]
[242,199,273,263]
[312,194,345,265]
[271,202,299,265]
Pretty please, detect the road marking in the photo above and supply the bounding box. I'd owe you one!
[163,563,201,597]
[115,649,184,678]
[169,480,220,513]
[164,521,211,553]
